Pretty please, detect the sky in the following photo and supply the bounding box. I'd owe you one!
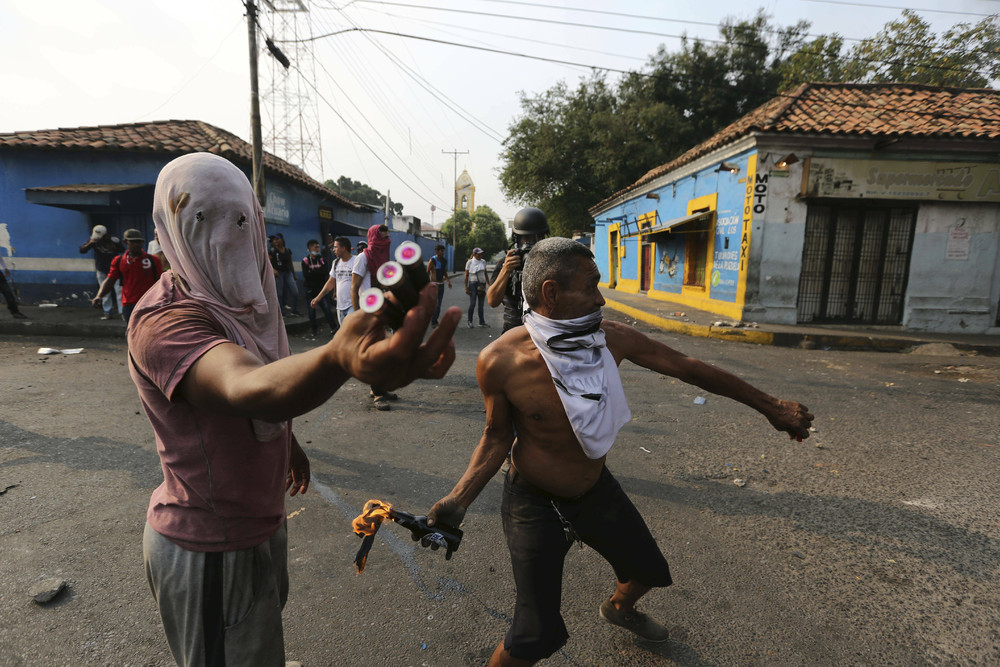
[2,0,998,232]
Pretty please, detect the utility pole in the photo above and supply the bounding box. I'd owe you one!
[441,148,468,267]
[246,0,266,205]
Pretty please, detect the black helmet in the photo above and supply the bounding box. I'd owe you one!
[512,207,549,236]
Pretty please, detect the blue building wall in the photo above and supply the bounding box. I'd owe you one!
[0,149,402,306]
[593,148,756,318]
[0,150,167,304]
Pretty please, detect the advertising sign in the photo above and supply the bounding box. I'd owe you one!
[264,183,291,225]
[804,158,1000,202]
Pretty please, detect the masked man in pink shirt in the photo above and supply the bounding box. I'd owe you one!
[129,153,459,666]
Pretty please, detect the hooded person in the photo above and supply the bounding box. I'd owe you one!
[128,152,461,666]
[351,223,398,409]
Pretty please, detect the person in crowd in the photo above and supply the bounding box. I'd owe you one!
[464,247,489,328]
[0,253,27,319]
[428,237,813,667]
[91,228,162,326]
[80,224,125,319]
[427,243,452,326]
[268,232,299,317]
[487,207,550,332]
[146,228,170,270]
[351,224,397,411]
[311,236,355,325]
[301,239,338,338]
[130,152,459,666]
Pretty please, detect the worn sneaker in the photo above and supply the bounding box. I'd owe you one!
[12,312,28,319]
[599,599,669,642]
[466,321,473,328]
[370,390,399,401]
[100,313,112,320]
[479,322,490,328]
[373,397,391,411]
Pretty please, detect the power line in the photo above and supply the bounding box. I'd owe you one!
[354,4,649,64]
[287,26,1000,125]
[800,0,998,18]
[289,60,451,208]
[284,24,505,141]
[341,1,998,82]
[331,5,508,142]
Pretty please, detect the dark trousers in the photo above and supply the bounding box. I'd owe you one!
[467,282,485,324]
[306,287,337,334]
[432,283,446,324]
[0,274,21,315]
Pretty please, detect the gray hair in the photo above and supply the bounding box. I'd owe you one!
[521,237,594,308]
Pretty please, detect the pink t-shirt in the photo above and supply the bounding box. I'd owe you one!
[128,277,290,552]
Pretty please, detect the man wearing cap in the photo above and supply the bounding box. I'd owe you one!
[80,224,125,320]
[92,229,162,326]
[464,247,490,328]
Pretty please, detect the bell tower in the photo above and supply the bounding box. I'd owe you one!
[456,169,476,215]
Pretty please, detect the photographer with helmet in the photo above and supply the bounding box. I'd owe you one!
[486,207,549,331]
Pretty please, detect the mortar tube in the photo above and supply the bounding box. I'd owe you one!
[395,241,431,291]
[359,287,405,330]
[377,261,420,311]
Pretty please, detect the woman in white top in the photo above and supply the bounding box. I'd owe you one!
[464,247,489,328]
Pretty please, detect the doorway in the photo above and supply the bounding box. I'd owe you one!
[609,229,619,288]
[797,204,916,324]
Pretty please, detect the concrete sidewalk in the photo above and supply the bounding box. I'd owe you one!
[3,288,999,356]
[601,287,1000,356]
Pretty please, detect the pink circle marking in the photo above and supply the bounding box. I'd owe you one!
[364,293,380,307]
[400,246,416,261]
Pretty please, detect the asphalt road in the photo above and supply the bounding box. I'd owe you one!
[1,284,998,666]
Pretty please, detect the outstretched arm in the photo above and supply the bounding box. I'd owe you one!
[427,347,515,528]
[606,321,814,440]
[177,284,460,422]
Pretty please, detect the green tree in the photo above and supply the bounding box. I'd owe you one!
[500,9,1000,234]
[470,205,506,259]
[778,11,1000,89]
[499,13,810,236]
[324,176,404,215]
[848,11,1000,87]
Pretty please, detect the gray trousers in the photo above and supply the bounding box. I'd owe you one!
[143,522,288,667]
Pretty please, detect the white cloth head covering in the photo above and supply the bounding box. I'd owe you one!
[147,152,289,441]
[523,310,631,459]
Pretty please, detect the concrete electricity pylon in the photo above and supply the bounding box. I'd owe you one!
[259,0,323,179]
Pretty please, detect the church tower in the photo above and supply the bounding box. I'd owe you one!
[456,169,476,215]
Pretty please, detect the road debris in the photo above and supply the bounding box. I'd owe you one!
[28,577,67,604]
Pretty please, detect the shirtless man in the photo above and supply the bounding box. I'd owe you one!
[427,237,814,666]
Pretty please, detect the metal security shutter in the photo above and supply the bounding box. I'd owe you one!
[797,204,915,324]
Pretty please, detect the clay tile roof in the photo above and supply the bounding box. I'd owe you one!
[0,119,360,210]
[592,82,1000,213]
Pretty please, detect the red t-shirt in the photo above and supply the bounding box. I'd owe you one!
[128,275,291,552]
[107,250,163,306]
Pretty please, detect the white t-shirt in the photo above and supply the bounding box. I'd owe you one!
[465,257,487,283]
[351,253,372,294]
[330,255,356,307]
